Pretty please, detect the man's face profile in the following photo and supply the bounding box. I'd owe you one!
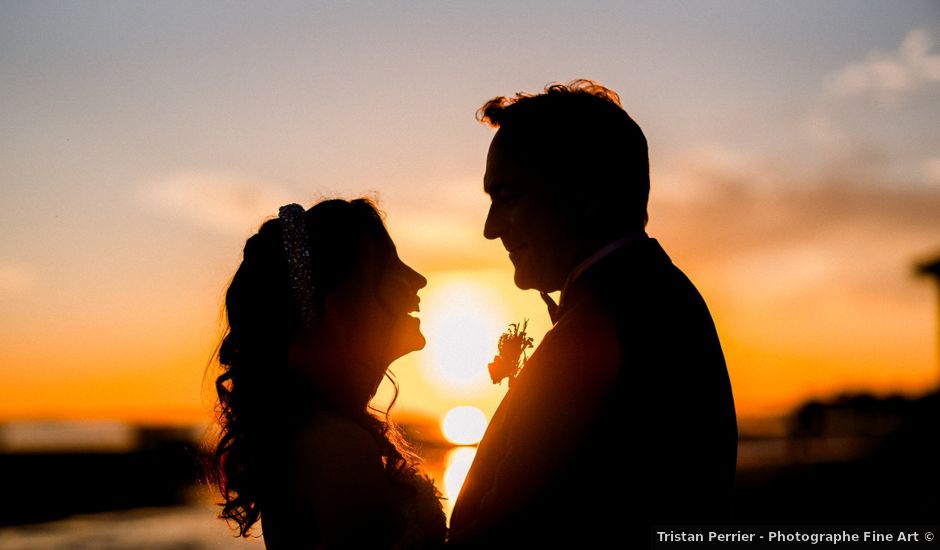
[483,130,579,293]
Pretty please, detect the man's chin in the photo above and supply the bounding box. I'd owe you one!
[512,269,534,290]
[513,269,553,292]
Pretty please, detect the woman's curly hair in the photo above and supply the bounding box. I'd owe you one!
[206,198,418,537]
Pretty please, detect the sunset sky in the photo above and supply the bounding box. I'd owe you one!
[1,2,938,427]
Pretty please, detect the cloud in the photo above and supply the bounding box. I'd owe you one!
[923,156,940,185]
[383,177,505,271]
[140,172,291,235]
[644,141,940,412]
[651,144,940,303]
[800,113,848,150]
[139,171,505,271]
[824,27,940,102]
[391,213,504,272]
[0,261,37,294]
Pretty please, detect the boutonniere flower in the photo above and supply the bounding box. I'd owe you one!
[488,320,534,386]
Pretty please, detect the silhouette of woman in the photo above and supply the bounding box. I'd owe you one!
[207,198,445,549]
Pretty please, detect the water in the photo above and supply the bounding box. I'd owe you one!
[0,447,473,550]
[0,499,261,550]
[0,437,829,548]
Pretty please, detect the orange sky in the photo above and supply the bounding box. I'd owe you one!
[1,5,939,427]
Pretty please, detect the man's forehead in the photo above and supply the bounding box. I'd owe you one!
[482,133,508,193]
[485,132,548,188]
[489,127,525,155]
[483,151,513,194]
[482,169,499,195]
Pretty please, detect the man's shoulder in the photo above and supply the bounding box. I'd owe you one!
[554,239,721,361]
[590,239,711,313]
[607,238,692,286]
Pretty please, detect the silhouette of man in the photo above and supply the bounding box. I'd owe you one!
[449,80,737,547]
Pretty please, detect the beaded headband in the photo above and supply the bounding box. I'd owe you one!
[278,204,317,325]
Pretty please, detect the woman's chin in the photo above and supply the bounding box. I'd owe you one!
[403,331,426,356]
[388,327,425,362]
[409,319,426,351]
[412,331,427,352]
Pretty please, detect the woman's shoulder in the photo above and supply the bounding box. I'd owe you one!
[293,413,404,523]
[395,472,447,548]
[264,412,406,548]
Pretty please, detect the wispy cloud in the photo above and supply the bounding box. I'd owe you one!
[384,177,503,271]
[923,156,940,185]
[0,261,36,295]
[824,27,940,102]
[140,172,291,235]
[651,143,940,410]
[652,144,940,303]
[799,113,848,150]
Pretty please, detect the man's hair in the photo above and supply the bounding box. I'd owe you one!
[478,79,649,228]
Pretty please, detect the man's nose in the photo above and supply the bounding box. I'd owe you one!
[483,202,505,240]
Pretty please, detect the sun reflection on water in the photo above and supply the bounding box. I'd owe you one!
[442,446,477,515]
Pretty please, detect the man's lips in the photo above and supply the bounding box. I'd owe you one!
[506,243,527,261]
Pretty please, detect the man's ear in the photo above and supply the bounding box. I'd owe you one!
[571,191,605,228]
[579,197,604,219]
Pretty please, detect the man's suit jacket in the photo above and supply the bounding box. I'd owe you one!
[449,238,737,547]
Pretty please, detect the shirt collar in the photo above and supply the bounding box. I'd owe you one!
[558,231,648,307]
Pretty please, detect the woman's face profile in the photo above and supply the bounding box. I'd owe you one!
[324,228,427,396]
[376,250,428,362]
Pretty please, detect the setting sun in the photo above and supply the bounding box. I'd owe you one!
[441,405,488,445]
[418,277,508,393]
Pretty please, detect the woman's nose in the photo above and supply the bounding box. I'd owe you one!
[405,263,427,290]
